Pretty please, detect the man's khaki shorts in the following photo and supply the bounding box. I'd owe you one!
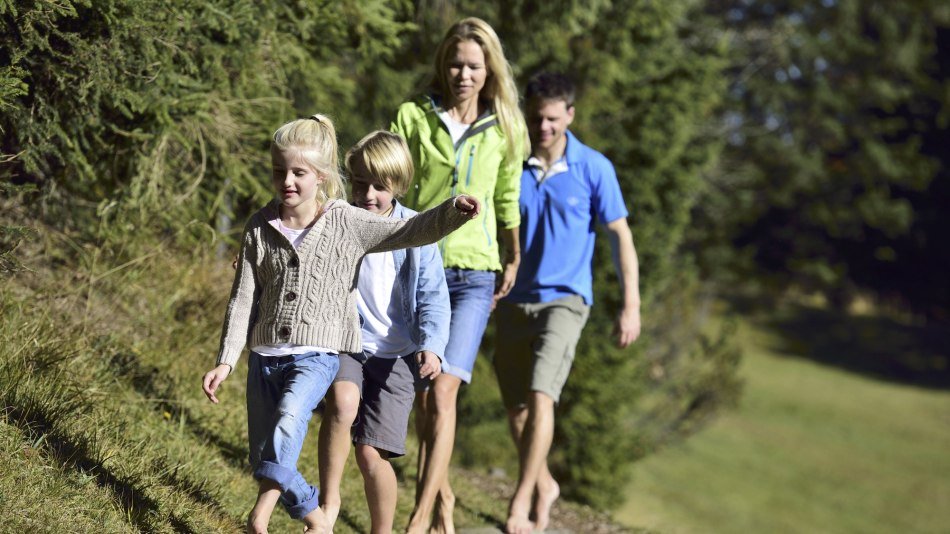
[493,295,590,409]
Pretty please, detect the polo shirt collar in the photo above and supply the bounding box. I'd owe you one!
[526,130,577,183]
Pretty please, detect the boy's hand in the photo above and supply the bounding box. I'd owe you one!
[415,350,442,380]
[453,195,481,219]
[202,364,232,404]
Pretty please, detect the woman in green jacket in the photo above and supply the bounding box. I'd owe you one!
[391,17,528,534]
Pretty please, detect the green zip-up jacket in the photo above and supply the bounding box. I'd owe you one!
[391,96,523,271]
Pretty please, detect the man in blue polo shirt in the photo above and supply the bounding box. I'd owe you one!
[493,73,641,534]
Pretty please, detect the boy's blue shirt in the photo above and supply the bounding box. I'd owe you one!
[378,200,451,361]
[507,130,629,306]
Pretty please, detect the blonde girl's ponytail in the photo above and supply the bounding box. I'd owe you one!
[272,114,346,204]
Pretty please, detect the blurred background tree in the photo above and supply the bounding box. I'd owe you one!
[696,0,950,321]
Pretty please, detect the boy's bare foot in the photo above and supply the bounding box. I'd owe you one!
[320,502,340,533]
[533,479,560,532]
[429,490,456,534]
[303,506,330,534]
[505,497,534,534]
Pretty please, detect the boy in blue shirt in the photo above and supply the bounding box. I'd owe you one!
[317,131,450,533]
[494,73,642,534]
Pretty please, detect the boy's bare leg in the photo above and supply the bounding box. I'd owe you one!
[318,382,361,531]
[505,392,556,534]
[355,444,397,534]
[406,374,461,534]
[248,479,282,534]
[413,392,429,502]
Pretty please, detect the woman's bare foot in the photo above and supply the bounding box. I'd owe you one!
[533,479,560,532]
[429,490,456,534]
[405,512,430,534]
[303,506,330,534]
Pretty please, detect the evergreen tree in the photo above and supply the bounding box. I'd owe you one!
[1,0,743,510]
[698,0,950,319]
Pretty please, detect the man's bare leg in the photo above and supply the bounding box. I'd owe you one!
[318,382,361,531]
[505,392,556,534]
[355,445,397,534]
[247,479,282,534]
[406,374,462,534]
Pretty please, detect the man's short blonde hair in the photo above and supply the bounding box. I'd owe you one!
[344,131,414,197]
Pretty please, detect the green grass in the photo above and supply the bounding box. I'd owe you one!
[0,231,526,533]
[617,312,950,534]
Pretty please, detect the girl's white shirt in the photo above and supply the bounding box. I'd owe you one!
[251,219,337,357]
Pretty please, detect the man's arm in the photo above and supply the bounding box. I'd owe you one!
[605,217,641,348]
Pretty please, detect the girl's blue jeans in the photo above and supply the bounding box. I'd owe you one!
[246,350,339,519]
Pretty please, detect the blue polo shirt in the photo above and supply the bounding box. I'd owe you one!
[507,130,629,305]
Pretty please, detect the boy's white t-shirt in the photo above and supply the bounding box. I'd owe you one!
[438,110,470,145]
[356,220,418,359]
[251,220,338,357]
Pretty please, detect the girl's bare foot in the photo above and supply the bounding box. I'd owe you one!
[247,513,269,534]
[533,479,560,532]
[320,502,340,533]
[303,506,330,534]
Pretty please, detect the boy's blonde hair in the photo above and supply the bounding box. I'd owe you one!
[271,114,346,204]
[429,17,529,161]
[344,131,414,197]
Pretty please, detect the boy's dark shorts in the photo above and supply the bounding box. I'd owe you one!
[334,351,422,457]
[493,295,590,410]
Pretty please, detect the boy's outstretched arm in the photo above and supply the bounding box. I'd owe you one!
[202,364,232,404]
[605,217,641,348]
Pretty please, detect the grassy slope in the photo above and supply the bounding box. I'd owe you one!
[617,313,950,534]
[0,222,631,533]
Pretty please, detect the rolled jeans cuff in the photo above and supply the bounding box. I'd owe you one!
[254,461,320,519]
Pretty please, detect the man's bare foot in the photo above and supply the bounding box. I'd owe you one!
[533,479,560,532]
[303,506,330,534]
[504,513,534,534]
[320,502,340,534]
[505,496,534,534]
[429,490,456,534]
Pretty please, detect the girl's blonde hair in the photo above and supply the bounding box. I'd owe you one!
[429,17,529,161]
[271,114,346,204]
[345,131,414,197]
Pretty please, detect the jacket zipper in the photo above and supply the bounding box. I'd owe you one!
[465,144,476,186]
[482,192,492,247]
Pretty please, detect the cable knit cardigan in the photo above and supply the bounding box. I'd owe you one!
[216,196,470,370]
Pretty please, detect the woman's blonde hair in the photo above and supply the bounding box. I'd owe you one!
[271,114,346,204]
[345,131,414,197]
[430,17,528,161]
